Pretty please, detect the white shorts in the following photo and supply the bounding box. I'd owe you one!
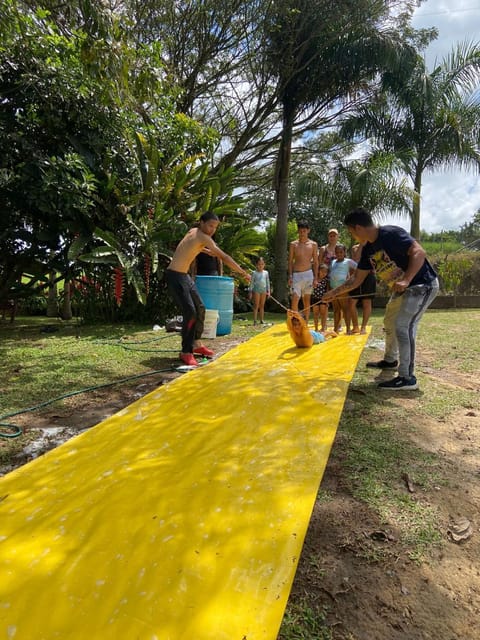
[292,270,314,297]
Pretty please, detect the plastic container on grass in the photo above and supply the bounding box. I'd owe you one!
[196,276,234,336]
[201,309,219,339]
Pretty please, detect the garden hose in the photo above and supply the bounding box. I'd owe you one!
[1,330,215,439]
[93,333,181,354]
[0,366,174,439]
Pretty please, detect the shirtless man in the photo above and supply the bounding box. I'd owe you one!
[166,211,250,367]
[288,220,318,324]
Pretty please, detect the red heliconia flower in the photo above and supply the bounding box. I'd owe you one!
[144,254,151,297]
[114,267,124,306]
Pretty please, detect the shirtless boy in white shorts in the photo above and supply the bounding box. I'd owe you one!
[288,220,318,324]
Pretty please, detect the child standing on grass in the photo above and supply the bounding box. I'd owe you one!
[248,257,270,325]
[311,263,329,332]
[329,244,357,333]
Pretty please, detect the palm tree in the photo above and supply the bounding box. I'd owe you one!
[264,0,418,302]
[341,41,480,238]
[213,217,266,273]
[292,150,413,234]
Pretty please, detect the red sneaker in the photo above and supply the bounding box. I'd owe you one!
[193,345,214,358]
[179,353,198,367]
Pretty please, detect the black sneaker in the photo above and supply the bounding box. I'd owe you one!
[378,376,418,390]
[366,359,398,369]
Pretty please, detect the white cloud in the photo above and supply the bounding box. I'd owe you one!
[386,168,480,233]
[387,1,480,233]
[413,1,480,66]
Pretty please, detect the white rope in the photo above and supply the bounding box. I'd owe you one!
[269,292,375,315]
[268,295,290,312]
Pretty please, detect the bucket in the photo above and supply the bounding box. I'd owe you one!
[201,309,219,339]
[196,276,235,336]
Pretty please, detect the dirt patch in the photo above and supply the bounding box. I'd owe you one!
[420,367,479,393]
[291,390,480,639]
[2,334,479,640]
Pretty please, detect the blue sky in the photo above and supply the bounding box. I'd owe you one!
[383,1,480,233]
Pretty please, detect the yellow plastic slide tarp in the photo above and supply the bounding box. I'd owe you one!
[0,324,368,640]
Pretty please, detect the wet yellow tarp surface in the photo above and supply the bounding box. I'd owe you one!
[0,324,368,640]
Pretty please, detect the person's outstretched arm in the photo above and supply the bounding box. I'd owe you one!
[323,268,369,302]
[203,236,250,281]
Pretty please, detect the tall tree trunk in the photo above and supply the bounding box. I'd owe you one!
[410,168,422,239]
[273,108,295,306]
[46,271,59,317]
[61,282,73,320]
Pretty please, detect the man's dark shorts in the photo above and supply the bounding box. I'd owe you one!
[350,272,376,300]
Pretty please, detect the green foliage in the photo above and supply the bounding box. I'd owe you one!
[264,0,421,302]
[421,211,480,254]
[262,219,298,273]
[436,256,474,296]
[19,296,47,316]
[420,212,480,295]
[459,210,480,248]
[421,240,463,255]
[0,1,253,316]
[77,158,250,305]
[214,216,265,271]
[3,0,480,322]
[290,144,413,240]
[0,4,131,296]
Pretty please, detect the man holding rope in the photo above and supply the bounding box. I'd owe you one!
[322,208,439,390]
[166,211,250,367]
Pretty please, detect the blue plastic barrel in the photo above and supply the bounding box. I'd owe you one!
[195,276,234,336]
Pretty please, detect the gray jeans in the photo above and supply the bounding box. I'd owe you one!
[383,278,439,378]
